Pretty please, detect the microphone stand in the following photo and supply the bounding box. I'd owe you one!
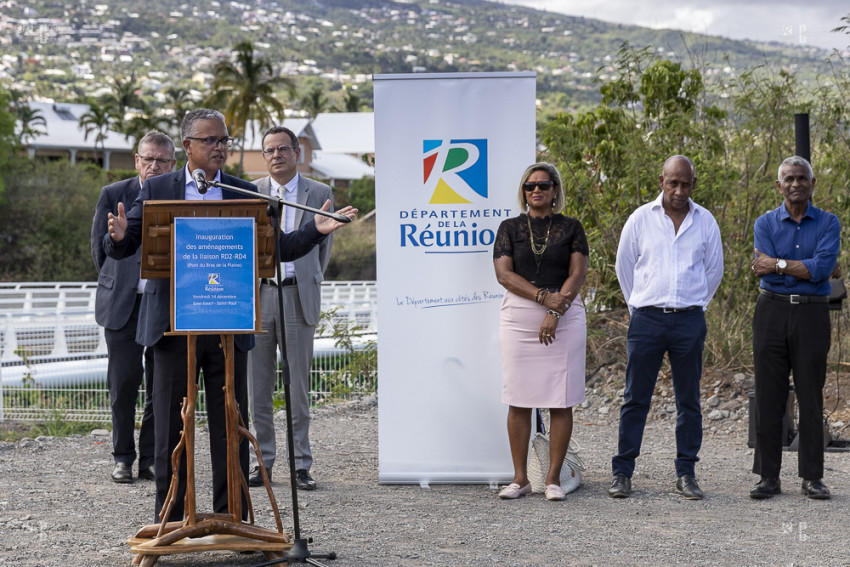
[204,178,352,224]
[206,178,339,566]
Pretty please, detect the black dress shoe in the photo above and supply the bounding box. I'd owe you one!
[675,474,704,500]
[248,465,269,487]
[138,465,155,481]
[608,473,631,498]
[295,469,317,491]
[111,462,133,484]
[801,479,831,500]
[750,476,781,499]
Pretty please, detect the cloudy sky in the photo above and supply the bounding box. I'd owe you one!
[500,1,850,52]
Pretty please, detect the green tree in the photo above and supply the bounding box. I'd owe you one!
[342,86,361,112]
[343,176,375,213]
[0,89,17,199]
[324,218,375,281]
[106,73,144,132]
[10,95,46,145]
[78,99,113,164]
[540,44,731,365]
[542,45,725,310]
[162,86,194,136]
[541,42,850,369]
[300,85,331,119]
[204,41,293,175]
[122,100,172,147]
[0,160,106,281]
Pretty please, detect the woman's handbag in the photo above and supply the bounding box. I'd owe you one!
[527,409,585,494]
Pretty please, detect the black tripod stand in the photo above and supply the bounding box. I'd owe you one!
[197,173,345,565]
[253,197,337,566]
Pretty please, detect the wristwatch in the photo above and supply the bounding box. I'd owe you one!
[776,258,787,274]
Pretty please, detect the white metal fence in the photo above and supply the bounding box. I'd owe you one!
[0,281,377,422]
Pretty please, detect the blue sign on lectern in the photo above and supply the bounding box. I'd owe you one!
[173,217,256,332]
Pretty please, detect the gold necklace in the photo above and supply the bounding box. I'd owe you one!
[526,214,552,273]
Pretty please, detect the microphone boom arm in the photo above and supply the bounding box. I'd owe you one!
[207,179,352,224]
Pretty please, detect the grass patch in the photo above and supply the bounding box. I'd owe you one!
[0,413,108,442]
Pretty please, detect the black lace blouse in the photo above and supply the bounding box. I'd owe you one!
[493,213,589,289]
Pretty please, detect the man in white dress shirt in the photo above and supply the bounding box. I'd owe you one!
[609,155,724,500]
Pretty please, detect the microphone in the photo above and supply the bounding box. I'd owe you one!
[192,169,208,194]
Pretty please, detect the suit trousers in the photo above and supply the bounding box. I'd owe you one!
[752,294,830,480]
[612,308,706,478]
[152,334,249,522]
[105,294,155,469]
[249,283,315,472]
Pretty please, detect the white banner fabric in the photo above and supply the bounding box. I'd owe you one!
[374,72,537,483]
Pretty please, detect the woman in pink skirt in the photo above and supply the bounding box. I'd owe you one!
[493,162,588,501]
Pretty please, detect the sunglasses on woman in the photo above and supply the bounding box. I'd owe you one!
[523,181,554,191]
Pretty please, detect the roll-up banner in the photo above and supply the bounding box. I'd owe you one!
[374,72,537,484]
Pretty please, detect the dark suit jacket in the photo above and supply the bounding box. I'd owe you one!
[254,174,333,326]
[91,176,144,330]
[104,167,326,350]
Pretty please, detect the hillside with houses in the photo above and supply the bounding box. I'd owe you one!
[2,0,842,114]
[3,0,845,184]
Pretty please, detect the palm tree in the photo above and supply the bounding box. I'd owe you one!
[123,100,172,146]
[162,86,194,136]
[300,86,330,119]
[342,87,362,112]
[106,73,144,132]
[204,41,293,175]
[14,102,47,146]
[78,100,113,165]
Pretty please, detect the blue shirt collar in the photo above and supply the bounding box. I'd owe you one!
[778,200,816,222]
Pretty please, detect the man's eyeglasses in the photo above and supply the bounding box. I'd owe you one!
[138,155,173,166]
[186,136,233,148]
[523,181,554,192]
[262,145,296,156]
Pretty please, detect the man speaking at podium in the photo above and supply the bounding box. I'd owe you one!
[104,108,355,522]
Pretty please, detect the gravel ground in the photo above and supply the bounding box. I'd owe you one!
[2,390,850,567]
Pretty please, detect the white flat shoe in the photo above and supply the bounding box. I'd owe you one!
[545,484,566,501]
[498,482,531,499]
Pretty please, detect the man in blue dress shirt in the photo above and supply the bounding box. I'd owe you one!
[749,156,840,500]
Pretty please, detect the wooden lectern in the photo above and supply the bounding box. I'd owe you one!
[127,200,291,566]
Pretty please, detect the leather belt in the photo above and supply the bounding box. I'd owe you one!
[759,289,829,304]
[639,305,701,313]
[261,277,297,287]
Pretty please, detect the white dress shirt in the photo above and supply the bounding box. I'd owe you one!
[184,166,223,201]
[615,192,724,311]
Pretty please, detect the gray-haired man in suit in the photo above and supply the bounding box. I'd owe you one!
[247,126,334,490]
[90,130,175,483]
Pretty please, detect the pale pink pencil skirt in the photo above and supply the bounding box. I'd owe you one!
[499,289,587,409]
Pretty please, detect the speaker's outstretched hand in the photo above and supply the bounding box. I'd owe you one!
[315,200,357,235]
[108,202,128,242]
